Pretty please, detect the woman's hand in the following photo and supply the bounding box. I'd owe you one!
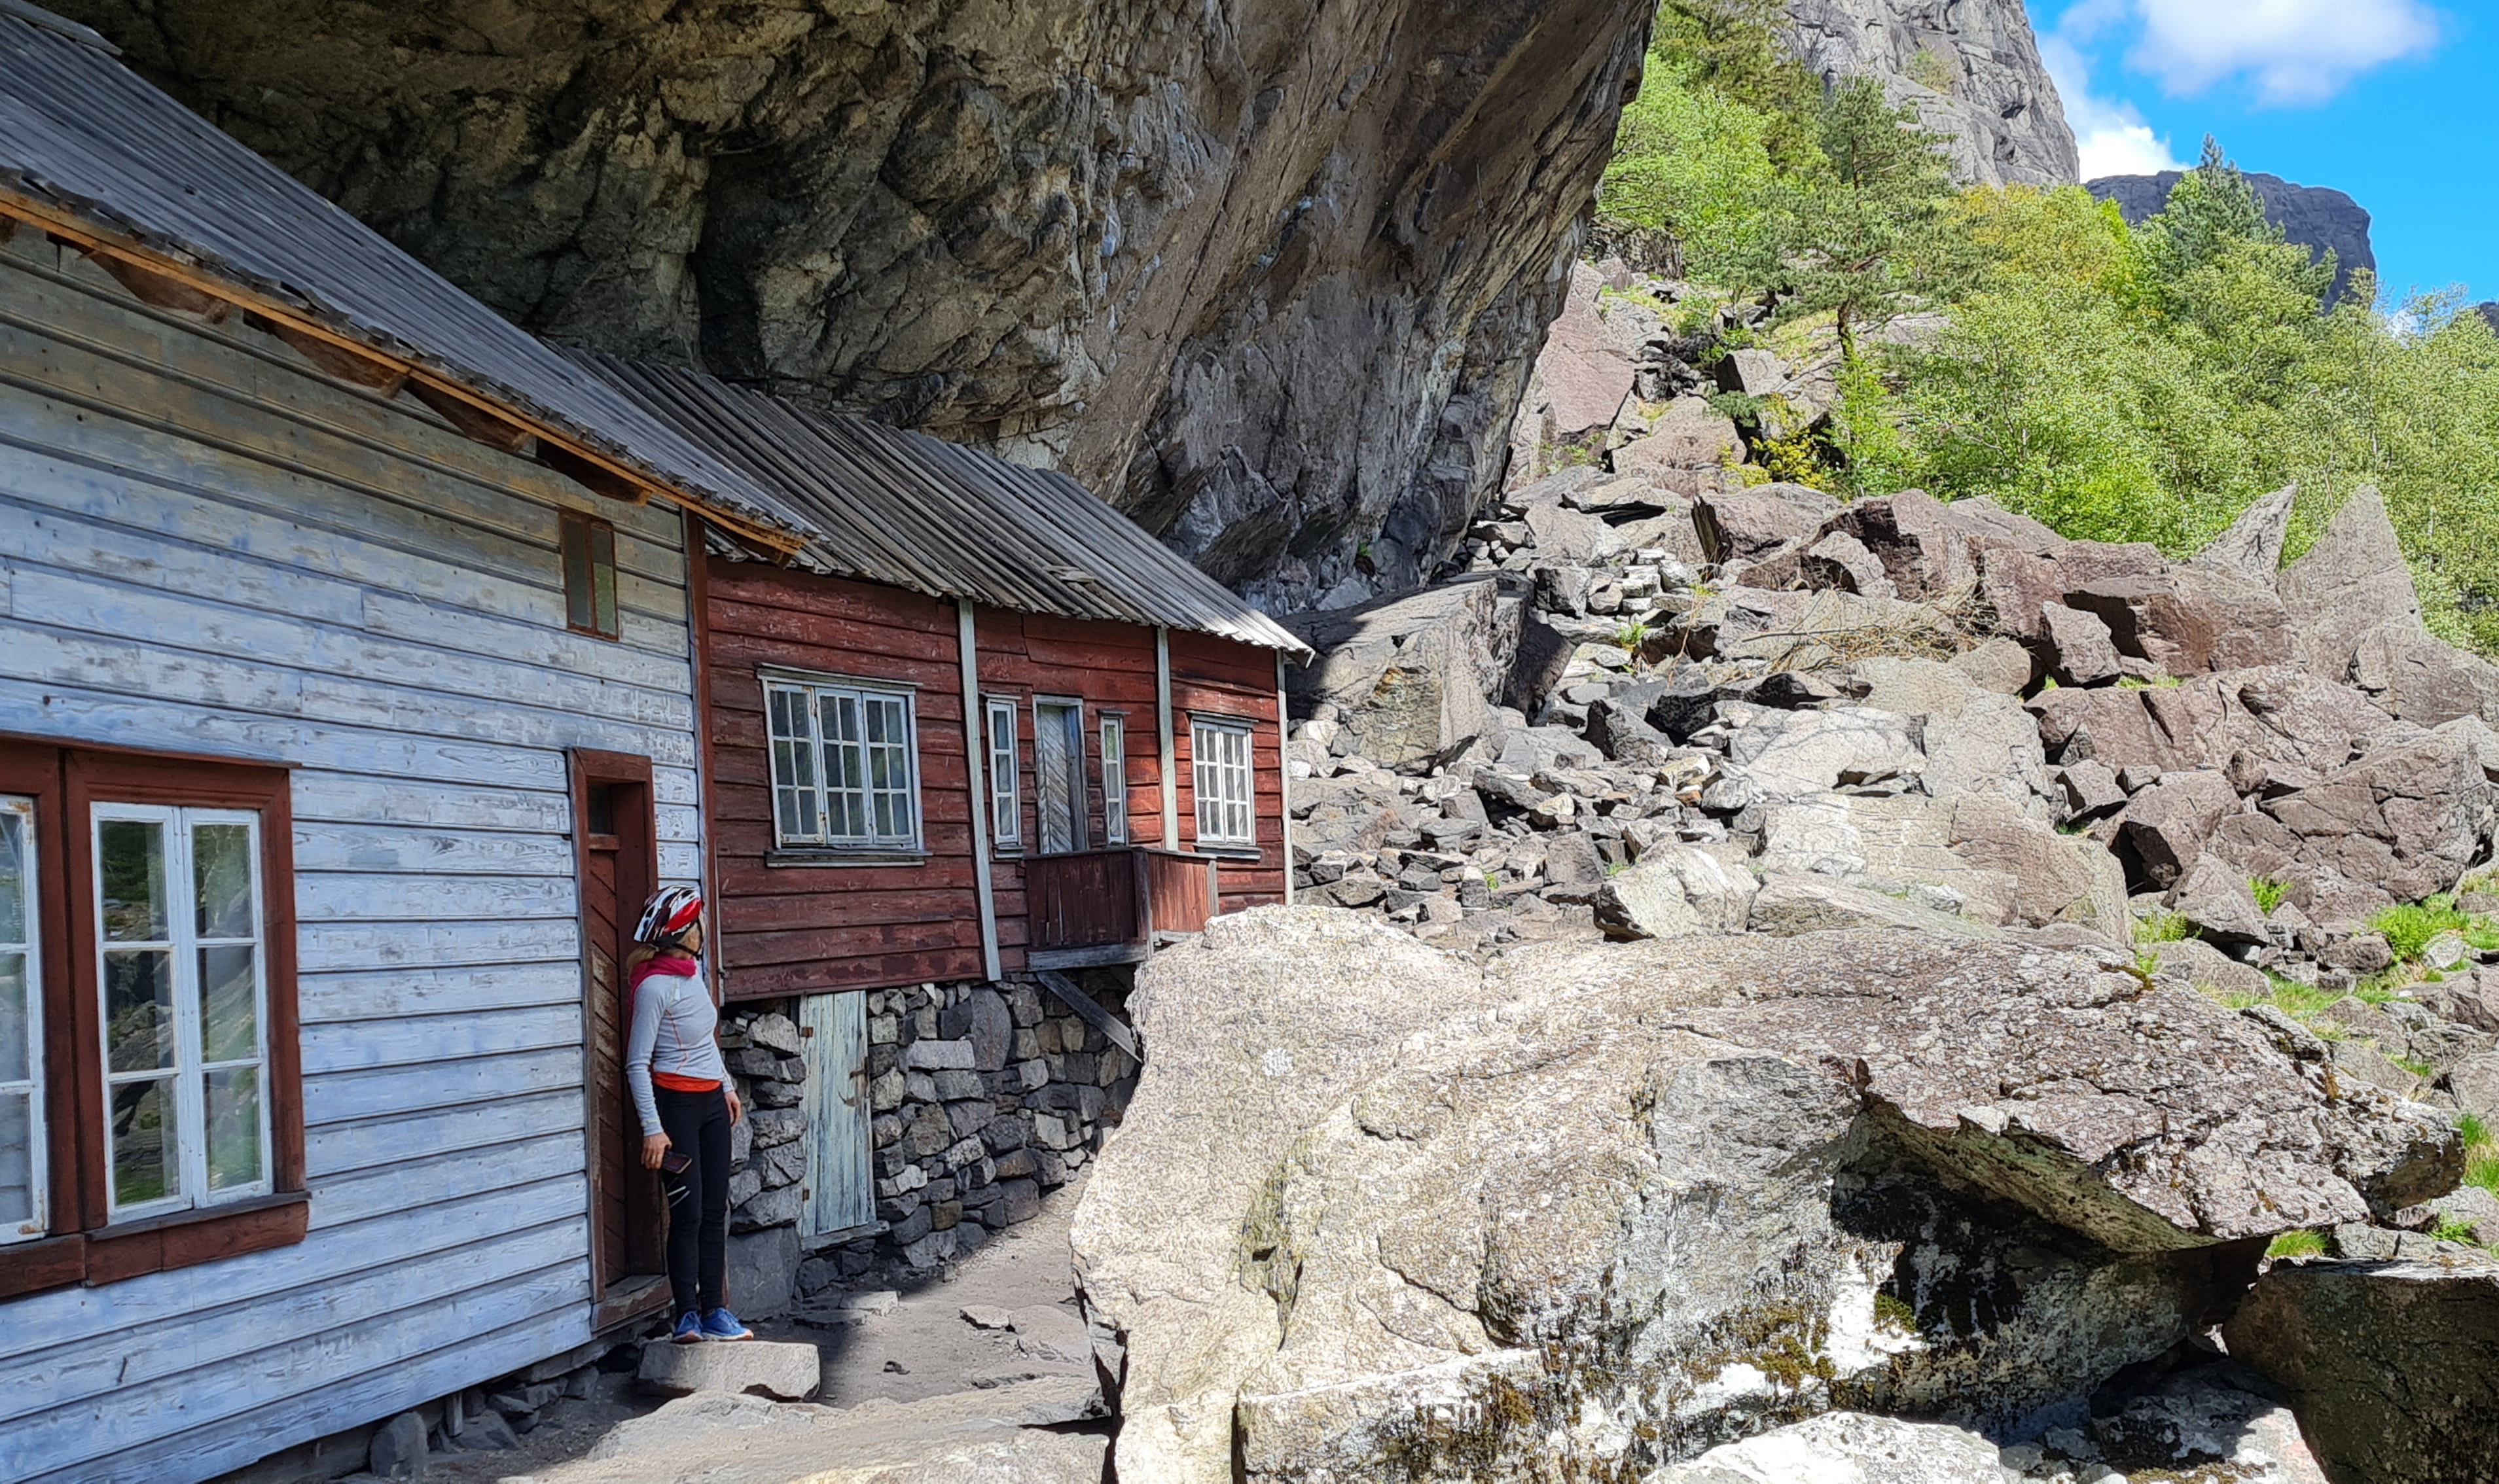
[725,1085,744,1125]
[641,1133,671,1170]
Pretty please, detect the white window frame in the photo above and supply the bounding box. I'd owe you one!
[1,794,46,1243]
[1191,716,1257,849]
[762,671,924,853]
[1100,715,1129,847]
[986,697,1022,853]
[92,803,273,1223]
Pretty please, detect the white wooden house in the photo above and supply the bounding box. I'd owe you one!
[0,9,819,1481]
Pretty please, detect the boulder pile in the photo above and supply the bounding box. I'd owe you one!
[1280,477,2499,1124]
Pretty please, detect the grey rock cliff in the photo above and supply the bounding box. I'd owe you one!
[1784,0,2079,187]
[2089,171,2377,304]
[60,0,1656,609]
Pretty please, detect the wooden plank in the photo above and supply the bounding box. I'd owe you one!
[302,1047,583,1127]
[289,821,584,877]
[298,1003,579,1076]
[309,1133,589,1231]
[288,771,571,834]
[306,1090,583,1181]
[294,872,577,925]
[295,919,581,975]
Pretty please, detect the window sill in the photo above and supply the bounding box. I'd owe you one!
[1,1190,310,1297]
[766,849,928,868]
[1194,844,1263,862]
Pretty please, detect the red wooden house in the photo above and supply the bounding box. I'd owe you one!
[595,361,1310,1002]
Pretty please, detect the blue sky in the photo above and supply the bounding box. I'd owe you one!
[2038,0,2494,306]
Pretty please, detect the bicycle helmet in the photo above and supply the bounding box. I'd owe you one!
[634,884,704,945]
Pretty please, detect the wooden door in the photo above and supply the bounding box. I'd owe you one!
[1033,700,1085,854]
[571,751,664,1315]
[799,991,872,1239]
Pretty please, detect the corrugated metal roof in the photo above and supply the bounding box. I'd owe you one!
[0,6,814,546]
[589,357,1312,657]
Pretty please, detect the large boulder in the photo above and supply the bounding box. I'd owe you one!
[1823,491,2061,601]
[2225,1255,2499,1484]
[1076,910,2453,1481]
[540,1384,1107,1483]
[1695,485,1843,566]
[2348,621,2499,727]
[1596,845,1759,940]
[1853,658,2049,809]
[2062,569,2300,677]
[1707,707,1926,805]
[2027,667,2399,778]
[1753,792,2126,938]
[2212,716,2499,915]
[2277,486,2426,677]
[1284,580,1512,769]
[1976,540,2166,643]
[2115,769,2240,891]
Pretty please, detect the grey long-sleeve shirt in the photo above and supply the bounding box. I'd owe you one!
[624,961,732,1136]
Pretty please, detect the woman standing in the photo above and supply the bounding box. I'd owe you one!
[624,885,753,1343]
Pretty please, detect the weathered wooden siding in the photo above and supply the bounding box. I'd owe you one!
[702,560,985,998]
[1168,629,1289,911]
[0,240,700,1483]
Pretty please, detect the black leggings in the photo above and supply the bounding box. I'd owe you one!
[655,1085,731,1318]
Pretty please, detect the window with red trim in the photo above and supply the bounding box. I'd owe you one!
[0,739,305,1299]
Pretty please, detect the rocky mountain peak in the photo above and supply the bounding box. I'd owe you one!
[2090,170,2378,303]
[1785,0,2081,187]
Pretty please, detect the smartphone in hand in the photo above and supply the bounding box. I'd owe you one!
[660,1149,692,1176]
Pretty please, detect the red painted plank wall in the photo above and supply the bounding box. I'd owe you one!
[702,559,984,998]
[1166,628,1287,914]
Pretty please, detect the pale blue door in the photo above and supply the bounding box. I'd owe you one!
[799,991,872,1238]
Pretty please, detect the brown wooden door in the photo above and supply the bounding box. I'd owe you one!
[572,751,664,1314]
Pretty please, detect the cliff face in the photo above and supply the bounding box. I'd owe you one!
[1784,0,2078,187]
[63,0,1655,607]
[2089,172,2377,305]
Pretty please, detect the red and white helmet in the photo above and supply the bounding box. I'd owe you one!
[634,885,704,945]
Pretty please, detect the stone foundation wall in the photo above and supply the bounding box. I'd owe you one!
[713,970,1138,1306]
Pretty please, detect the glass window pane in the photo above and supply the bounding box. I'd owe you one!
[204,1067,262,1192]
[0,951,26,1085]
[199,945,259,1063]
[590,521,619,637]
[110,1078,178,1207]
[0,1090,31,1226]
[0,809,26,944]
[99,819,167,942]
[194,822,255,938]
[561,517,594,631]
[104,949,174,1072]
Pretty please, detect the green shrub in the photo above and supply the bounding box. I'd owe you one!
[2250,877,2289,913]
[2266,1229,2328,1259]
[2134,910,2193,944]
[1615,619,1655,650]
[2459,1112,2492,1148]
[2431,1216,2481,1245]
[2470,1149,2499,1197]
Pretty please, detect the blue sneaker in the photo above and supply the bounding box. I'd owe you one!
[672,1311,705,1345]
[700,1307,752,1341]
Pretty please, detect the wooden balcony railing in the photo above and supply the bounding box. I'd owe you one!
[1026,847,1219,969]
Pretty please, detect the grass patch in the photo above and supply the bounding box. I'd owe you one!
[2133,910,2194,945]
[2390,1053,2435,1078]
[2250,877,2290,913]
[2463,1114,2499,1197]
[2432,1216,2481,1245]
[2372,897,2469,963]
[2266,1229,2328,1259]
[1614,618,1654,650]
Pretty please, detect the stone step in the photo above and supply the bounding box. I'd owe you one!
[637,1339,820,1401]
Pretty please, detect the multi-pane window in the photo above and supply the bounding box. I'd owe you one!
[986,698,1020,851]
[763,676,920,851]
[1192,718,1255,847]
[1,797,43,1243]
[560,510,620,640]
[92,805,271,1218]
[1100,716,1128,846]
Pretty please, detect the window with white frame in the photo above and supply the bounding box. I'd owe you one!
[1100,716,1128,846]
[93,805,272,1218]
[986,698,1020,851]
[1,796,44,1242]
[763,675,922,852]
[1191,718,1255,848]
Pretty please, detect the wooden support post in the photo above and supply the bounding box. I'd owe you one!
[960,600,1002,981]
[1276,648,1294,906]
[1156,627,1179,847]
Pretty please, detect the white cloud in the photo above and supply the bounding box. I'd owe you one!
[2128,0,2441,105]
[2039,31,2189,179]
